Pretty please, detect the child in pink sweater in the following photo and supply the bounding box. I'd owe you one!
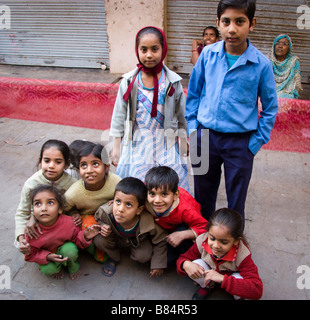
[25,184,100,280]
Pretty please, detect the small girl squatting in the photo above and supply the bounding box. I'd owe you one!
[177,208,263,300]
[24,185,100,280]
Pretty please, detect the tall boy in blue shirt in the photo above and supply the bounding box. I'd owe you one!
[186,0,278,222]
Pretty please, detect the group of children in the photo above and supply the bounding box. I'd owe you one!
[15,0,279,300]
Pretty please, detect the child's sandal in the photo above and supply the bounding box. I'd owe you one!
[101,259,117,277]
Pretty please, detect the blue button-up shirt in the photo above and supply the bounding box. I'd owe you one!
[185,39,278,155]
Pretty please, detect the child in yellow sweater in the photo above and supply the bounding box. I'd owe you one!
[64,142,121,262]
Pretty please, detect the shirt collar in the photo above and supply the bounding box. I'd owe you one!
[212,39,258,65]
[145,197,180,218]
[202,236,239,262]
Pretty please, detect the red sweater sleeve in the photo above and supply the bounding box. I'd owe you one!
[25,247,51,265]
[182,209,207,237]
[71,226,92,249]
[178,188,207,236]
[221,255,263,300]
[176,242,201,276]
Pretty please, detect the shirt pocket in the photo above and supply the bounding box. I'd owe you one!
[231,77,258,104]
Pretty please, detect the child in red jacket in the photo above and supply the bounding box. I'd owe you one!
[176,208,263,300]
[145,166,207,265]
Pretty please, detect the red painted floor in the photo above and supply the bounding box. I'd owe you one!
[1,76,310,153]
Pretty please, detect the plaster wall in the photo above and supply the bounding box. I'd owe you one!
[105,0,165,73]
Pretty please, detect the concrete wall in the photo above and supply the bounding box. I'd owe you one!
[105,0,165,74]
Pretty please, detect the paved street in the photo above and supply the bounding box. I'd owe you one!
[0,117,309,300]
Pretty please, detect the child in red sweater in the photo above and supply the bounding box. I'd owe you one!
[176,208,263,300]
[144,166,207,265]
[25,185,100,280]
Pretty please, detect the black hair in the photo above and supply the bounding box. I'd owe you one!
[217,0,256,25]
[29,184,65,210]
[77,142,109,166]
[136,27,164,49]
[207,208,248,246]
[203,26,220,39]
[69,140,90,169]
[144,166,179,194]
[38,139,70,166]
[114,177,147,207]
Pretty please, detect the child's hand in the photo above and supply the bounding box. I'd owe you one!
[111,138,121,167]
[110,150,120,167]
[25,216,42,239]
[166,231,186,248]
[84,224,101,240]
[179,137,189,157]
[47,253,68,263]
[72,213,82,227]
[192,39,203,48]
[182,261,205,279]
[18,235,31,255]
[150,268,164,278]
[100,224,112,237]
[203,269,224,285]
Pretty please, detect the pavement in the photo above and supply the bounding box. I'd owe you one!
[0,65,310,301]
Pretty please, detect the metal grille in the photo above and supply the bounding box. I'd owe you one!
[0,0,109,68]
[166,0,310,84]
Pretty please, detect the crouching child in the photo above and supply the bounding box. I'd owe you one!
[24,184,100,280]
[94,177,168,278]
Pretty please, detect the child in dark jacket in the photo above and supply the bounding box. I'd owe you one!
[94,177,168,278]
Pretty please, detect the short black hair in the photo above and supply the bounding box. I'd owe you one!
[29,184,65,209]
[207,208,248,245]
[115,177,147,207]
[77,142,109,165]
[69,140,90,169]
[38,139,70,166]
[144,166,179,193]
[217,0,256,25]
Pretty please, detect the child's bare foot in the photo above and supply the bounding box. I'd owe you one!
[69,269,81,280]
[52,269,64,280]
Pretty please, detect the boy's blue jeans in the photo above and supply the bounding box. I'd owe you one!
[191,126,254,222]
[39,242,80,276]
